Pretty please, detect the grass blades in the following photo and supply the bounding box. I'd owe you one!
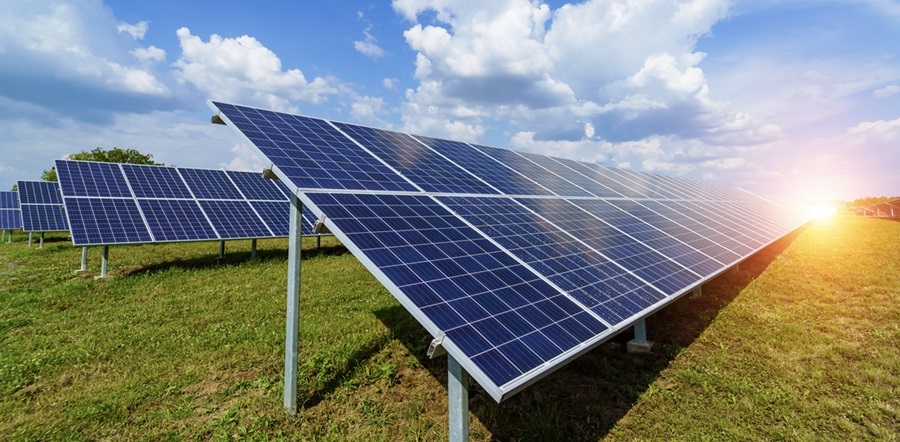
[0,214,898,440]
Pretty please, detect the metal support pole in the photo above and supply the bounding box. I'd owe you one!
[316,235,321,250]
[219,240,225,260]
[3,230,8,243]
[28,232,33,247]
[284,194,303,414]
[6,230,10,243]
[80,247,88,271]
[627,318,653,353]
[39,232,44,249]
[448,355,470,442]
[1,230,5,242]
[100,246,109,277]
[691,285,703,299]
[251,238,257,260]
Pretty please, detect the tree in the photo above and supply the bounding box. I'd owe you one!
[10,184,17,192]
[42,147,163,181]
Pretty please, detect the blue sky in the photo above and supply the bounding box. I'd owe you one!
[1,0,897,201]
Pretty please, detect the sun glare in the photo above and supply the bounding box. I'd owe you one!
[809,204,838,219]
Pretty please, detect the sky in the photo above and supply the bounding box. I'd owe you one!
[0,0,897,201]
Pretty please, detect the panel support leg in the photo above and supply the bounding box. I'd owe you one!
[1,230,5,242]
[28,232,33,247]
[39,232,44,249]
[284,194,303,414]
[219,240,225,260]
[75,246,91,276]
[97,245,109,279]
[251,238,258,260]
[627,318,653,353]
[4,230,9,243]
[448,355,470,442]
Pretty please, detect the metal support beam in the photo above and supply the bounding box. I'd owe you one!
[219,240,225,260]
[448,355,470,442]
[627,318,653,353]
[99,246,109,278]
[1,230,4,242]
[81,247,88,271]
[4,230,9,243]
[39,232,44,249]
[28,232,33,247]
[284,194,303,414]
[251,238,258,260]
[316,235,321,250]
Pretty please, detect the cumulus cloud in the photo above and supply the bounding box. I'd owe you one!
[354,27,386,59]
[0,1,173,123]
[173,27,338,112]
[131,45,166,64]
[219,143,268,172]
[390,0,783,179]
[383,77,399,89]
[117,21,149,39]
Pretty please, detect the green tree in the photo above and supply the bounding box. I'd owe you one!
[42,147,162,181]
[11,184,17,192]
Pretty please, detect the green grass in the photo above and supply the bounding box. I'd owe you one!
[0,214,898,440]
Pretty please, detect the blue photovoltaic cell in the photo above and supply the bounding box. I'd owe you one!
[56,160,131,198]
[209,101,813,402]
[178,168,243,200]
[441,196,664,324]
[615,199,743,264]
[333,122,498,195]
[571,199,724,278]
[139,199,217,242]
[472,145,594,197]
[212,102,416,192]
[515,151,621,198]
[65,198,152,245]
[306,192,608,387]
[251,201,305,236]
[17,181,62,204]
[122,164,192,199]
[516,198,700,296]
[17,182,68,232]
[226,171,290,200]
[199,200,271,239]
[0,191,21,229]
[21,205,68,232]
[414,136,552,196]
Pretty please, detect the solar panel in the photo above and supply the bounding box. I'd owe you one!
[16,181,69,232]
[209,100,812,403]
[0,191,22,230]
[56,160,322,247]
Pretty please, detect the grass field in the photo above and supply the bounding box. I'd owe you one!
[1,213,898,440]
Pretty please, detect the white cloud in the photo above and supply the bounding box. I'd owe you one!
[874,84,900,98]
[354,28,386,59]
[173,27,338,112]
[219,143,268,172]
[383,77,399,89]
[117,21,149,40]
[130,45,166,64]
[0,1,172,123]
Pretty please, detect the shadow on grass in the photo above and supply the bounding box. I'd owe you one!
[116,243,349,277]
[373,227,805,441]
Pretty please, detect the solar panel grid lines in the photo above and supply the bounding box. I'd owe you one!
[208,100,814,404]
[440,195,664,326]
[0,191,22,230]
[211,102,415,192]
[416,137,555,196]
[15,181,70,232]
[331,122,501,196]
[56,159,319,246]
[300,191,613,399]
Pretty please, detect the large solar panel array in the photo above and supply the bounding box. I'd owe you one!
[55,160,319,247]
[16,181,69,232]
[0,191,22,230]
[209,101,812,402]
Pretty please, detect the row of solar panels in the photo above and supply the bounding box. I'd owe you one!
[1,161,324,246]
[855,199,900,218]
[209,101,814,402]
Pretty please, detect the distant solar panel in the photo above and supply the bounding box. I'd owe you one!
[0,191,21,230]
[209,101,812,404]
[56,160,320,247]
[16,181,69,232]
